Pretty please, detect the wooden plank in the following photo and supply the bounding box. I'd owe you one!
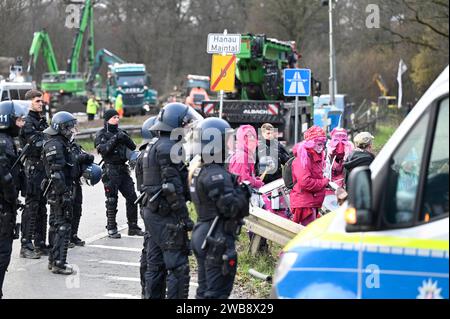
[244,219,294,246]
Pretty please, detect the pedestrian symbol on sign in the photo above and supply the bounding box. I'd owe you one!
[284,69,311,97]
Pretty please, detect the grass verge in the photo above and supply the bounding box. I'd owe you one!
[373,125,397,154]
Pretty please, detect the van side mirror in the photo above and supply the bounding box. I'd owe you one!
[345,166,374,232]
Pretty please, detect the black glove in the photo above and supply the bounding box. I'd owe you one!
[162,183,181,211]
[183,217,194,231]
[116,131,128,142]
[79,153,94,164]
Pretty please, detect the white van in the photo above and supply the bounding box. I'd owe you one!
[274,66,449,299]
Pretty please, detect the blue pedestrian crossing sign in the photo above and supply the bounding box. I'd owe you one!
[283,68,311,97]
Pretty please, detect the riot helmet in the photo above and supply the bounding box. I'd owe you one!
[151,102,203,132]
[0,100,29,136]
[44,111,78,141]
[141,116,158,140]
[193,117,232,163]
[81,163,102,186]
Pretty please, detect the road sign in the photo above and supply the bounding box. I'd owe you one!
[210,54,236,92]
[207,33,241,54]
[284,68,311,97]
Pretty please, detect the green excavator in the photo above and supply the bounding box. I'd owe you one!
[201,34,320,145]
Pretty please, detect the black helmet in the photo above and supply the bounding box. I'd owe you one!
[44,111,78,140]
[0,100,28,136]
[141,116,158,140]
[193,117,232,163]
[81,163,102,186]
[151,103,203,132]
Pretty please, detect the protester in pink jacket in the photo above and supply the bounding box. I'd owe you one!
[290,126,329,226]
[325,128,353,192]
[228,125,264,189]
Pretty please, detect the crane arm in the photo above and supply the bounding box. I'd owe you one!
[67,0,94,73]
[27,31,59,76]
[373,73,389,96]
[86,49,126,90]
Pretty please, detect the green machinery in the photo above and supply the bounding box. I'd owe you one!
[202,34,319,145]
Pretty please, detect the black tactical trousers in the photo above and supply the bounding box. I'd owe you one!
[142,207,190,299]
[102,165,138,230]
[21,162,47,249]
[71,183,83,238]
[0,193,16,298]
[191,219,237,299]
[47,194,72,268]
[0,237,13,299]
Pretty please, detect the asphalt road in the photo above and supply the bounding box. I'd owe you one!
[3,155,204,300]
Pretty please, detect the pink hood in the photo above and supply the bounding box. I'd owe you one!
[227,125,263,188]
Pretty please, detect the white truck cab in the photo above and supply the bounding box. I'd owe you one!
[274,66,449,299]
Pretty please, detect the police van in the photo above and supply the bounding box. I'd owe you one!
[273,66,449,299]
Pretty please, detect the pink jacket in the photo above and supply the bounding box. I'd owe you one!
[228,125,264,188]
[290,143,329,208]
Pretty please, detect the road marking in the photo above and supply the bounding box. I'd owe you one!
[119,234,145,239]
[107,275,199,288]
[108,276,140,282]
[100,260,140,267]
[88,245,141,252]
[105,293,140,299]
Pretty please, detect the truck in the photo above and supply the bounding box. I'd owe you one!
[184,74,211,112]
[106,63,158,116]
[201,34,317,146]
[273,66,449,299]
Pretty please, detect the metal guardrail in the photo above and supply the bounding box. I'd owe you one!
[75,125,142,140]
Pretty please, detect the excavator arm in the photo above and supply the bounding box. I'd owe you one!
[86,48,126,90]
[27,31,59,77]
[373,73,389,96]
[67,0,95,74]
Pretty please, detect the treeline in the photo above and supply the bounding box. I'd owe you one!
[0,0,448,105]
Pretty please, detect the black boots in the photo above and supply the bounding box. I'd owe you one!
[128,223,144,236]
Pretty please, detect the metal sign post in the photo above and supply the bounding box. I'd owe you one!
[283,68,312,144]
[294,96,299,144]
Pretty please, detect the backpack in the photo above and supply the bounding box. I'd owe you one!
[282,156,296,190]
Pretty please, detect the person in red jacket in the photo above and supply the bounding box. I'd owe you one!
[290,126,329,226]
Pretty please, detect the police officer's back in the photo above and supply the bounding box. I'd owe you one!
[0,101,27,298]
[190,118,251,299]
[140,103,201,299]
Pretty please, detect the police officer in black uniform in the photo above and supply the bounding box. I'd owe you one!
[0,101,27,298]
[19,89,49,259]
[94,109,144,239]
[69,142,98,247]
[135,116,158,298]
[141,103,201,299]
[190,117,251,299]
[42,112,78,275]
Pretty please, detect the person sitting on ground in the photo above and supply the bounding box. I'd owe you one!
[290,126,329,226]
[343,132,375,186]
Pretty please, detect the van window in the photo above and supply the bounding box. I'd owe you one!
[384,111,430,225]
[1,90,9,101]
[420,98,449,222]
[18,89,29,100]
[9,89,19,100]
